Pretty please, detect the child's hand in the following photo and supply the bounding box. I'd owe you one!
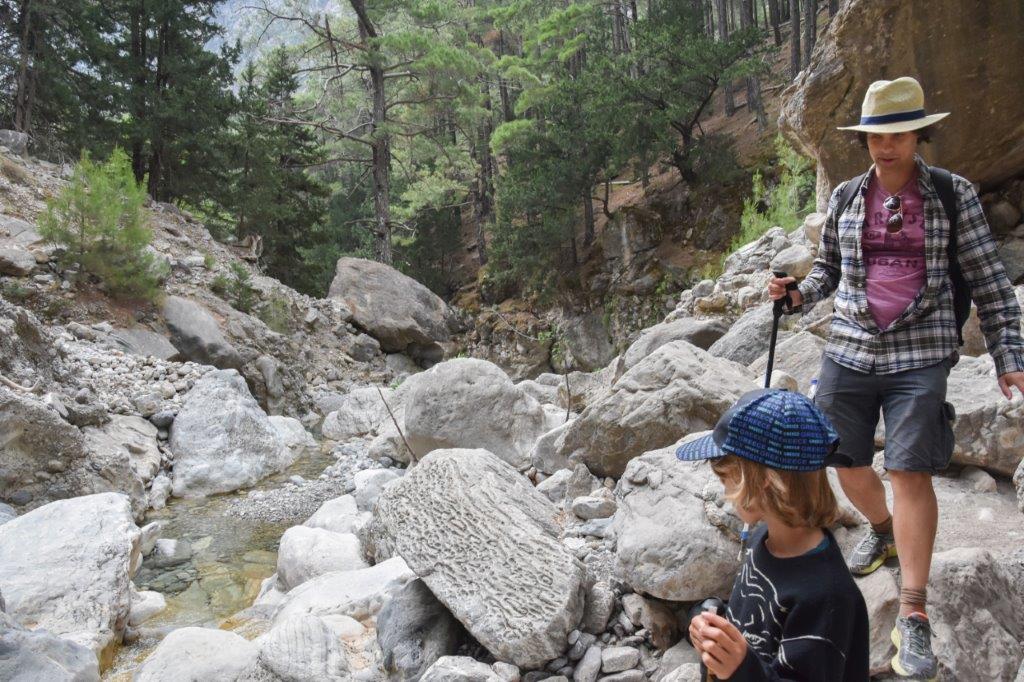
[697,612,747,679]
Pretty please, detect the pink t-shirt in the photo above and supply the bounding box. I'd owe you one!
[862,173,927,330]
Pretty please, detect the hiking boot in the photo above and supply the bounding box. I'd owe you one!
[847,528,897,575]
[891,613,938,680]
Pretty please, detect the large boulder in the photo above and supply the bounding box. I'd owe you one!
[376,578,464,681]
[612,445,741,601]
[0,493,140,664]
[328,257,453,358]
[133,627,258,682]
[373,448,586,668]
[555,309,616,372]
[403,359,548,470]
[748,331,827,393]
[947,355,1024,476]
[0,389,143,516]
[780,0,1024,204]
[169,369,296,497]
[162,296,243,370]
[553,341,756,478]
[107,328,181,361]
[82,415,162,498]
[623,318,729,369]
[708,303,795,365]
[0,246,36,276]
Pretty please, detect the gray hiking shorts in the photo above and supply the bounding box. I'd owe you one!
[813,355,957,473]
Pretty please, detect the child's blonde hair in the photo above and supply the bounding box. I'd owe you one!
[711,455,839,529]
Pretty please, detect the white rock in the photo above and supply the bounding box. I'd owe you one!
[612,444,740,600]
[273,556,415,624]
[268,415,317,460]
[420,655,495,682]
[0,493,140,661]
[321,386,391,441]
[960,465,998,493]
[169,369,297,497]
[277,527,368,591]
[353,468,403,511]
[256,613,351,681]
[769,244,815,279]
[555,341,756,478]
[947,356,1024,475]
[572,496,617,520]
[602,646,640,673]
[403,359,549,470]
[303,495,363,534]
[134,627,258,682]
[0,618,100,682]
[128,589,167,626]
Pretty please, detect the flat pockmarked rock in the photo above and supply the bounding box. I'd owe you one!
[554,341,756,478]
[169,369,296,497]
[419,655,495,682]
[622,318,730,369]
[0,493,140,664]
[133,627,258,681]
[321,386,392,441]
[403,358,548,470]
[612,443,741,601]
[374,448,586,668]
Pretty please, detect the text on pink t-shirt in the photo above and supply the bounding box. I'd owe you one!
[862,173,927,330]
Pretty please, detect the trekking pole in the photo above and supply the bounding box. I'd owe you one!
[698,597,727,682]
[764,270,798,389]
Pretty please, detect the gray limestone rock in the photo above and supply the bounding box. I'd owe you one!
[376,578,464,681]
[162,296,243,369]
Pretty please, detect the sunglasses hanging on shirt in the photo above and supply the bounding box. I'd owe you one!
[883,195,903,234]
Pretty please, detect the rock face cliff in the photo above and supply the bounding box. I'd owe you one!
[780,0,1024,203]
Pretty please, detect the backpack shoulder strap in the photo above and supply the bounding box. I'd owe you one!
[836,172,869,221]
[928,166,958,247]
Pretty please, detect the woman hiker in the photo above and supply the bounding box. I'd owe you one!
[768,76,1024,680]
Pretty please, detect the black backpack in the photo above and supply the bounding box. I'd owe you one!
[837,167,972,345]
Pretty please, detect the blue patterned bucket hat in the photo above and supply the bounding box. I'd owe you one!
[675,389,839,472]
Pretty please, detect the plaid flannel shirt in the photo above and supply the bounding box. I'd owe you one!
[796,155,1024,376]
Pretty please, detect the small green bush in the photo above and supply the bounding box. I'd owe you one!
[213,262,258,313]
[256,293,292,335]
[731,135,815,254]
[39,149,163,301]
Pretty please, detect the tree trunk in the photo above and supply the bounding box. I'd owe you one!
[351,0,393,264]
[766,0,782,45]
[740,0,767,130]
[13,0,35,134]
[497,30,514,122]
[582,189,595,249]
[472,82,494,266]
[714,0,735,116]
[789,0,801,79]
[801,0,816,68]
[147,20,169,200]
[129,1,149,184]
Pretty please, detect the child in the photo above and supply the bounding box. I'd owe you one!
[677,388,869,681]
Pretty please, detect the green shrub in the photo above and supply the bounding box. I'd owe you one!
[731,135,815,254]
[213,262,258,313]
[39,149,163,301]
[256,293,292,335]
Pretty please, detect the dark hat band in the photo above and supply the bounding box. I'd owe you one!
[860,109,927,125]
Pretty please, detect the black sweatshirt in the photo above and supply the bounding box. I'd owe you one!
[723,525,869,681]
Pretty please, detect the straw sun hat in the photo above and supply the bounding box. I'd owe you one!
[837,76,949,134]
